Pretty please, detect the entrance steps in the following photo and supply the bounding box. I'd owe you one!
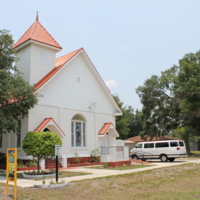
[45,158,63,169]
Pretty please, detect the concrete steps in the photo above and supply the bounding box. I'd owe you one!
[45,158,63,169]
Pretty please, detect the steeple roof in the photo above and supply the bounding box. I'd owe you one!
[13,13,62,50]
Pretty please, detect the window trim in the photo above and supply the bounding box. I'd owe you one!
[71,115,86,148]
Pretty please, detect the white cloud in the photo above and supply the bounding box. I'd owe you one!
[105,79,117,88]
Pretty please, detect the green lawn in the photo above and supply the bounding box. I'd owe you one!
[87,164,153,170]
[1,163,200,200]
[0,171,91,180]
[188,151,200,158]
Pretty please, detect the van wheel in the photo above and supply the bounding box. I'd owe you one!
[131,155,138,160]
[168,158,175,162]
[160,154,168,162]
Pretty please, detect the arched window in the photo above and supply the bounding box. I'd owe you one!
[71,115,86,147]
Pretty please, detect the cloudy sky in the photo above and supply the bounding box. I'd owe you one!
[2,0,200,110]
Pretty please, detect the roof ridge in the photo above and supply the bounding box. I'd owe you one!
[13,23,35,48]
[30,21,37,39]
[38,21,61,48]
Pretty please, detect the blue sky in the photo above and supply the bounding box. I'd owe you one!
[2,1,200,110]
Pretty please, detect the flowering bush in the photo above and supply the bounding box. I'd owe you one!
[24,170,55,176]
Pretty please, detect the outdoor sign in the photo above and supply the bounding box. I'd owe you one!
[55,144,60,156]
[55,144,60,182]
[6,148,17,200]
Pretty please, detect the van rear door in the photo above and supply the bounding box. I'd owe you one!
[178,140,187,156]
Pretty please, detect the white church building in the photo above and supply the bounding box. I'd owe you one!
[1,14,129,168]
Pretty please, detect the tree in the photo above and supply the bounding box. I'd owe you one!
[136,50,200,139]
[170,126,193,154]
[0,29,38,133]
[127,108,143,138]
[113,94,143,139]
[22,131,62,173]
[136,73,179,139]
[113,94,130,139]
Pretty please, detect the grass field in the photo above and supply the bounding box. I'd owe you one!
[87,164,153,170]
[1,163,200,200]
[0,170,91,180]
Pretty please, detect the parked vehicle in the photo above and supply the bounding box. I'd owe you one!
[130,140,187,162]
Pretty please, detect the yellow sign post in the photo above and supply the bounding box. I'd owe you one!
[6,148,17,200]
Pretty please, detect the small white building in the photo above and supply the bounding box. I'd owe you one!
[1,14,129,168]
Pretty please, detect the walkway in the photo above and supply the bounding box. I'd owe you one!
[1,158,200,188]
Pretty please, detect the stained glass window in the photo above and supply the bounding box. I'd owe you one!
[71,115,86,147]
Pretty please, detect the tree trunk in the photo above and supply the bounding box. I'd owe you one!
[37,155,40,174]
[185,128,191,154]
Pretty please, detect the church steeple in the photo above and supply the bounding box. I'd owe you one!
[13,14,62,85]
[13,14,62,51]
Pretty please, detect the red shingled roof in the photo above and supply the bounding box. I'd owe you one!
[128,136,182,143]
[34,117,65,136]
[13,15,62,50]
[98,123,112,136]
[98,122,119,137]
[34,48,82,90]
[34,118,51,132]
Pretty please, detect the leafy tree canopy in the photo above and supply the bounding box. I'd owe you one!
[127,108,143,138]
[113,94,130,139]
[22,131,62,173]
[0,29,38,133]
[136,50,200,139]
[113,94,143,139]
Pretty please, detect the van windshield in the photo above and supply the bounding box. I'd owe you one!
[136,144,142,148]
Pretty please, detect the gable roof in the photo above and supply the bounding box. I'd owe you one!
[34,48,82,90]
[98,122,119,137]
[34,117,65,138]
[33,47,122,115]
[13,14,62,50]
[128,136,182,143]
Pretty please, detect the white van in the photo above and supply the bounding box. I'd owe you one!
[130,140,187,162]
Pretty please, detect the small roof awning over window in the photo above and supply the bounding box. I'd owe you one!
[98,122,119,137]
[34,118,65,138]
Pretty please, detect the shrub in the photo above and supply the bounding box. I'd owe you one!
[90,148,101,163]
[73,152,81,164]
[17,160,26,168]
[103,163,110,168]
[26,159,37,167]
[123,164,127,168]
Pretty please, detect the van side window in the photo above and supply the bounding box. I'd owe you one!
[179,141,184,147]
[136,144,142,148]
[144,143,154,148]
[170,142,178,147]
[155,142,169,148]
